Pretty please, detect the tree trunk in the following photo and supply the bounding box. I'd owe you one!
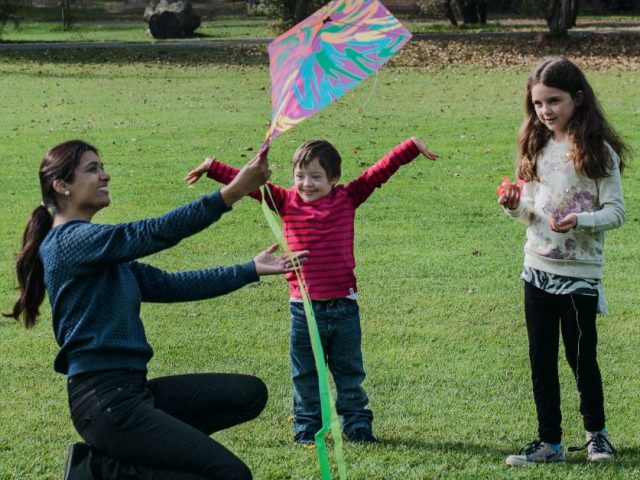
[547,0,580,38]
[442,0,457,26]
[457,0,479,23]
[60,0,72,29]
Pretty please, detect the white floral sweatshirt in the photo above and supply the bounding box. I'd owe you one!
[506,138,625,280]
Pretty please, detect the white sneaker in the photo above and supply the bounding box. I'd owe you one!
[506,440,565,466]
[586,431,615,462]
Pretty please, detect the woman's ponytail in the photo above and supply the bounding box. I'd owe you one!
[4,205,53,328]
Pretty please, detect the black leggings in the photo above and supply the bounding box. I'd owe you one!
[67,369,268,480]
[524,282,605,445]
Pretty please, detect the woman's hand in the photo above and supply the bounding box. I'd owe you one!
[220,147,271,207]
[497,179,523,210]
[254,244,310,276]
[184,157,214,185]
[549,212,577,233]
[411,137,439,160]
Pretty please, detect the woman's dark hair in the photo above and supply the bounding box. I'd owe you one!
[4,140,98,328]
[518,57,630,181]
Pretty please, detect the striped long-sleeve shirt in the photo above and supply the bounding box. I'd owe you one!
[208,138,420,299]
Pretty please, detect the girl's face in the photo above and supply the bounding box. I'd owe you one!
[531,83,579,141]
[66,150,111,216]
[293,158,337,203]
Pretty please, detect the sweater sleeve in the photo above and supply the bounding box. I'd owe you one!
[503,181,539,225]
[207,159,288,212]
[128,260,259,302]
[346,138,420,208]
[55,191,231,275]
[575,153,625,233]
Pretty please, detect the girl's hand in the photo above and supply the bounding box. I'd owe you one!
[497,178,523,210]
[184,156,214,185]
[411,137,439,160]
[549,212,577,232]
[254,244,310,276]
[220,148,271,206]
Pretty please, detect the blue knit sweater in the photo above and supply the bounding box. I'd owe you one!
[40,191,259,376]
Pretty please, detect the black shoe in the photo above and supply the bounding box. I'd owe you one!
[294,431,316,445]
[345,428,378,444]
[61,442,94,480]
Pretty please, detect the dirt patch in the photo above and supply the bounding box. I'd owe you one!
[395,33,640,70]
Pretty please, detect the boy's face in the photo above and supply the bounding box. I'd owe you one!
[293,158,337,203]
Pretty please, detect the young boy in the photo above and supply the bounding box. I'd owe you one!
[185,137,438,444]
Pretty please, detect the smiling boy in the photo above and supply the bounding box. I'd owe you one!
[185,137,438,444]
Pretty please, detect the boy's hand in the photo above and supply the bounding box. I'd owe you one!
[220,150,271,206]
[184,156,214,185]
[411,137,439,160]
[253,244,310,276]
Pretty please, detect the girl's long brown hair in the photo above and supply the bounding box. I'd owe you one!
[4,140,98,328]
[517,57,630,181]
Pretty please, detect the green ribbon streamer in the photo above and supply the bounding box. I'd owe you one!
[260,184,347,480]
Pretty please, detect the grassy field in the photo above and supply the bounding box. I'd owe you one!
[1,43,639,479]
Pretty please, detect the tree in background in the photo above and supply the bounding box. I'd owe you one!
[0,0,22,38]
[249,0,325,30]
[417,0,489,26]
[546,0,580,37]
[60,0,72,29]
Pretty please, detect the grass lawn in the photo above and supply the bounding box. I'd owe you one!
[0,14,274,43]
[1,45,639,479]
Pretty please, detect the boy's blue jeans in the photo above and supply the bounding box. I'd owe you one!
[289,298,373,437]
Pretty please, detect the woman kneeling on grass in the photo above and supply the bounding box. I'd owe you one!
[4,140,308,480]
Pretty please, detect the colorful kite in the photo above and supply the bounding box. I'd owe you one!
[264,0,412,144]
[257,1,412,478]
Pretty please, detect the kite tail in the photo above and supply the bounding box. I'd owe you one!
[260,185,347,480]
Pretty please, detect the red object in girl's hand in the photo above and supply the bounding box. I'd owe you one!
[496,177,525,196]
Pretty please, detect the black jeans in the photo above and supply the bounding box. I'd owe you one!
[67,370,267,480]
[524,282,605,445]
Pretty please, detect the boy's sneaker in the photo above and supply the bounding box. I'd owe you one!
[345,428,378,444]
[505,440,565,466]
[294,431,316,446]
[569,431,615,462]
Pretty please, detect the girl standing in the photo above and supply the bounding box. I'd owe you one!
[498,57,629,466]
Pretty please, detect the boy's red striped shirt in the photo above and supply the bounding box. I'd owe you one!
[208,138,420,299]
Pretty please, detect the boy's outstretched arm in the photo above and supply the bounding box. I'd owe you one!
[347,137,439,207]
[184,150,287,210]
[411,136,439,160]
[184,156,215,185]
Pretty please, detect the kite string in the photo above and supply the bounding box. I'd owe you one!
[259,184,347,480]
[359,71,379,113]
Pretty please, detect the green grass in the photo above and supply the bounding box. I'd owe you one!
[0,14,273,43]
[1,48,640,479]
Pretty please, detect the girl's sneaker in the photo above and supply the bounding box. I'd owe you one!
[506,440,565,466]
[569,431,615,462]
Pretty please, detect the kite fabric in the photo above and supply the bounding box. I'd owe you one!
[265,0,412,143]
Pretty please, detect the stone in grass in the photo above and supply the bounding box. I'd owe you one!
[143,0,201,39]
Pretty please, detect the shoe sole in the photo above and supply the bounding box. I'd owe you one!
[506,457,565,467]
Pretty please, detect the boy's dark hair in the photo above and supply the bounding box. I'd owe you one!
[292,140,341,180]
